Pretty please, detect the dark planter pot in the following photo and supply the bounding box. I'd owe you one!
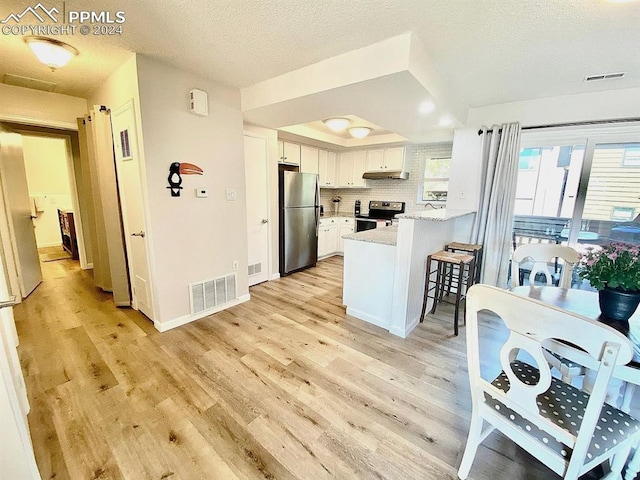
[598,287,640,321]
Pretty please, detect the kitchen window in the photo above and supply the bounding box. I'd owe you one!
[419,157,451,203]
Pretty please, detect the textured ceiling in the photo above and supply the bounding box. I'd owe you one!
[0,0,639,106]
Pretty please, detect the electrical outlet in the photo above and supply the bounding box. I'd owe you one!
[196,188,209,198]
[232,260,239,271]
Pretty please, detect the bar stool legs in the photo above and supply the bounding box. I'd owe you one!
[420,251,476,336]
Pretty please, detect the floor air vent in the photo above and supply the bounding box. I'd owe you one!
[248,262,262,276]
[189,273,237,314]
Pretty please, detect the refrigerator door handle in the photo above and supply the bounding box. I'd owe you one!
[315,176,320,237]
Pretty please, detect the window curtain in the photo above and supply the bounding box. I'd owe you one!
[471,123,521,287]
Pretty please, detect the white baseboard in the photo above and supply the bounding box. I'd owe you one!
[389,316,419,338]
[270,273,280,280]
[346,307,390,330]
[83,262,93,270]
[37,241,62,248]
[155,293,251,332]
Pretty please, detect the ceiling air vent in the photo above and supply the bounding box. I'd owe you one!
[584,72,626,82]
[3,74,57,92]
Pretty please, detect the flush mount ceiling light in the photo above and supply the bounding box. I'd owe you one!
[323,117,351,132]
[348,126,372,139]
[25,36,79,70]
[419,101,435,114]
[438,116,453,127]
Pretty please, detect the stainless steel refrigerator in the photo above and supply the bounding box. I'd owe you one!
[279,169,319,275]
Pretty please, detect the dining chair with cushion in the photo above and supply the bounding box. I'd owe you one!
[458,284,640,480]
[510,243,584,384]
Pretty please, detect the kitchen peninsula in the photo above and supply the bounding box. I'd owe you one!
[342,209,476,337]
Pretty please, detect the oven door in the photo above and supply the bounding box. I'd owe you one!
[356,218,377,232]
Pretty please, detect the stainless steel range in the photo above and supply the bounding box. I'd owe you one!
[355,201,405,232]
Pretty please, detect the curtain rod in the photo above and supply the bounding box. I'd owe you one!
[477,117,640,136]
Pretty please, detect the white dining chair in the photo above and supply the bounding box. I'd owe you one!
[458,284,640,480]
[510,243,579,290]
[511,243,584,385]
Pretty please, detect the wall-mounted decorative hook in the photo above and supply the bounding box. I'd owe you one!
[167,162,203,197]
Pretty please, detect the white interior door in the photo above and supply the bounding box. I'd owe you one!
[111,101,154,319]
[0,131,42,298]
[244,133,270,286]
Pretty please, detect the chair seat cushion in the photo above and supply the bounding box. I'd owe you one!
[485,360,640,462]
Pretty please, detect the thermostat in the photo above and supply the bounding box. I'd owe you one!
[190,89,208,116]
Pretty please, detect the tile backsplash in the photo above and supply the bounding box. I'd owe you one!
[320,143,452,215]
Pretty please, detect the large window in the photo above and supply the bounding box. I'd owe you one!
[513,130,640,252]
[420,157,451,203]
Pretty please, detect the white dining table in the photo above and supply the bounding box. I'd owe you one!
[512,285,640,479]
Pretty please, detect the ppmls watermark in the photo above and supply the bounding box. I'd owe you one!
[1,2,126,36]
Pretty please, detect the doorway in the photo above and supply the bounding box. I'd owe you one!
[244,132,271,286]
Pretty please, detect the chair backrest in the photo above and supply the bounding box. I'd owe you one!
[511,243,579,289]
[465,285,633,475]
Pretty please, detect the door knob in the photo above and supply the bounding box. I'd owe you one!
[131,231,145,237]
[261,219,268,224]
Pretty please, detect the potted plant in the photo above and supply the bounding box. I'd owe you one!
[578,241,640,321]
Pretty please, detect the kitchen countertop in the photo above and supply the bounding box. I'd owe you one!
[319,212,357,219]
[397,208,476,221]
[342,225,398,246]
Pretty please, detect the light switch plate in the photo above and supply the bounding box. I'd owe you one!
[196,188,209,198]
[225,188,237,201]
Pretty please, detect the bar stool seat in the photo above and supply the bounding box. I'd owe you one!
[420,250,476,335]
[445,242,483,284]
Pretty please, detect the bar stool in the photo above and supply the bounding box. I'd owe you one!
[420,250,475,336]
[445,242,483,284]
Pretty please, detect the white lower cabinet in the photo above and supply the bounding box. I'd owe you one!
[318,217,354,257]
[338,218,355,253]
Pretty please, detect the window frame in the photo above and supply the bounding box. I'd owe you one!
[417,156,451,206]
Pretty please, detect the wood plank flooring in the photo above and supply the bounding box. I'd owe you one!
[14,256,622,479]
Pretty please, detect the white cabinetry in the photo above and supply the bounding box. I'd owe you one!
[300,145,319,174]
[337,218,354,253]
[365,147,405,172]
[278,141,301,165]
[318,217,353,257]
[318,150,337,187]
[318,218,338,258]
[338,151,367,188]
[384,147,405,171]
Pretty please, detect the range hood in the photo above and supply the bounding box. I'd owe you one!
[362,170,409,180]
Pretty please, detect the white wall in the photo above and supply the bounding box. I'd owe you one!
[0,84,87,130]
[136,56,249,326]
[22,136,72,248]
[447,87,640,211]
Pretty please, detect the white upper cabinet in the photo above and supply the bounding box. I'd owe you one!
[318,150,337,187]
[278,140,301,165]
[352,151,367,187]
[366,147,405,172]
[366,149,385,172]
[338,151,368,188]
[300,145,319,174]
[384,147,405,171]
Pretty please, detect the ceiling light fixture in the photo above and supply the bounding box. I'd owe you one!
[348,126,372,139]
[438,116,453,127]
[419,101,435,114]
[25,36,79,70]
[323,117,351,132]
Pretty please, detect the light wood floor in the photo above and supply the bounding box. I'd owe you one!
[15,256,613,479]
